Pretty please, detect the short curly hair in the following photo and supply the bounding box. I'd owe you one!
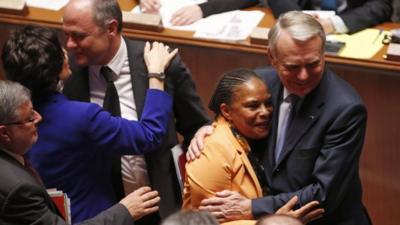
[2,25,64,99]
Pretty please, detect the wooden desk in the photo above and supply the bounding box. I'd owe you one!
[0,2,399,225]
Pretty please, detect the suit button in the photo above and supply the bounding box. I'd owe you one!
[275,168,280,172]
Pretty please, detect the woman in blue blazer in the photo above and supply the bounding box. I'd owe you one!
[1,25,177,223]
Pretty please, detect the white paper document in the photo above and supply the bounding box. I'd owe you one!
[193,10,265,41]
[132,0,264,41]
[27,0,68,11]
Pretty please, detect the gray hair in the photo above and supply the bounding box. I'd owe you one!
[0,80,31,124]
[268,11,326,56]
[91,0,123,32]
[162,211,218,225]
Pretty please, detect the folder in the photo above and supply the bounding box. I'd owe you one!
[47,189,71,224]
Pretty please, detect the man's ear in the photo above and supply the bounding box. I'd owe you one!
[266,47,276,67]
[107,19,119,36]
[220,103,232,121]
[0,125,11,142]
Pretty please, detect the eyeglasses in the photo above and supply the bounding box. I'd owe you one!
[2,110,40,126]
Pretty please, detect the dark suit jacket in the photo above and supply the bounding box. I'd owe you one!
[268,0,393,34]
[199,0,262,17]
[63,38,210,219]
[253,68,371,225]
[0,150,134,225]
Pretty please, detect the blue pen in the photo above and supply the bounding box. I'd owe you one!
[372,29,383,44]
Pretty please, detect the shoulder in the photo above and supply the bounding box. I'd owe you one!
[202,120,239,159]
[0,156,42,203]
[43,94,103,118]
[324,70,364,106]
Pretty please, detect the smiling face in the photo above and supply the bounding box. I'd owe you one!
[221,77,273,140]
[62,0,119,66]
[269,30,325,97]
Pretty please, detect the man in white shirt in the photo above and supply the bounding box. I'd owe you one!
[62,0,210,224]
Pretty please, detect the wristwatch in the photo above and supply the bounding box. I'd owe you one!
[148,72,165,80]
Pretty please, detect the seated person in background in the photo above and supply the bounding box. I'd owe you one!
[0,80,159,225]
[162,211,218,225]
[268,0,393,34]
[256,215,303,225]
[1,25,177,223]
[141,0,393,34]
[139,0,263,26]
[182,69,323,225]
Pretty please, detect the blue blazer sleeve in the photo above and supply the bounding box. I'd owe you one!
[85,89,173,155]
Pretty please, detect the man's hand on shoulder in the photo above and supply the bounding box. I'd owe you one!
[186,125,214,161]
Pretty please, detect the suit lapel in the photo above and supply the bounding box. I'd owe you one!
[126,39,149,119]
[268,82,282,169]
[239,149,263,196]
[274,71,329,169]
[229,128,263,197]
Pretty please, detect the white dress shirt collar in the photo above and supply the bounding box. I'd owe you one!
[89,36,128,79]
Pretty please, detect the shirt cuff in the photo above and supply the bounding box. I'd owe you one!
[330,15,349,34]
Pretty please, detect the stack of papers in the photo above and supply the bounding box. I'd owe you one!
[192,10,265,41]
[132,0,264,41]
[0,0,26,11]
[26,0,68,11]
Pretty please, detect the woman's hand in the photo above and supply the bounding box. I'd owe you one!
[144,41,178,90]
[144,41,178,73]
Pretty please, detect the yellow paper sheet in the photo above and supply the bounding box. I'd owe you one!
[328,28,390,59]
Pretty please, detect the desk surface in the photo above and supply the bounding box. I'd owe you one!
[0,0,399,71]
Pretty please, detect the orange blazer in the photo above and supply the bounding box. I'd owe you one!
[182,116,263,210]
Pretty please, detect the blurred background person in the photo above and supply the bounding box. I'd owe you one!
[267,0,393,34]
[0,80,160,225]
[1,24,177,224]
[139,0,262,26]
[140,0,392,34]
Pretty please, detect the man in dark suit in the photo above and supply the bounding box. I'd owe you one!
[0,80,160,225]
[61,0,210,224]
[190,11,371,225]
[268,0,393,34]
